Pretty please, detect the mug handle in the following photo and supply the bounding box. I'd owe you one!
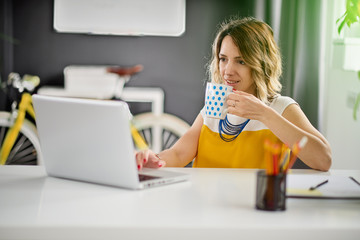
[225,91,233,98]
[217,107,228,119]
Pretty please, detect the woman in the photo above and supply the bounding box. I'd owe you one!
[136,17,331,171]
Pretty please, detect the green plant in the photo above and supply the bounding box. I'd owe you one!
[336,0,360,120]
[336,0,360,34]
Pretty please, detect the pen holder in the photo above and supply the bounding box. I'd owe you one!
[255,170,287,211]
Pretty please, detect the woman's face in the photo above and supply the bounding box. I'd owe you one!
[219,35,256,94]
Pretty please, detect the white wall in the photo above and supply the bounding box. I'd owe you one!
[320,0,360,169]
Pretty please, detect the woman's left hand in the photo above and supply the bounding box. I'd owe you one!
[226,90,268,121]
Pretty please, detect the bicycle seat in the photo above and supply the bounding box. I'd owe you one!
[107,64,143,76]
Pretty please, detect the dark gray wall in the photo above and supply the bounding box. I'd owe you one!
[1,0,254,124]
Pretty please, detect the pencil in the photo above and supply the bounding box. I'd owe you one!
[264,139,282,175]
[264,139,274,175]
[284,136,308,173]
[349,176,360,186]
[272,143,281,175]
[279,148,290,172]
[309,179,329,191]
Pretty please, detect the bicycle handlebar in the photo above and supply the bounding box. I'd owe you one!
[6,72,40,93]
[21,75,40,92]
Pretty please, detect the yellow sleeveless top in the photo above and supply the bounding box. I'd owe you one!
[193,95,297,168]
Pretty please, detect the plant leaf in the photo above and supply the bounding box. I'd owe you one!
[358,70,360,80]
[336,12,346,24]
[347,8,358,22]
[338,19,346,34]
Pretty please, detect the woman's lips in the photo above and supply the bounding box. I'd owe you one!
[225,79,239,86]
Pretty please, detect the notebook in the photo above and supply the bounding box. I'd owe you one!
[287,174,360,200]
[32,94,189,190]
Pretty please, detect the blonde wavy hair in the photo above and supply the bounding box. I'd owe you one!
[208,17,282,104]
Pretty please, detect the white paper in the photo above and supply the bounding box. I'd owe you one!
[287,174,360,198]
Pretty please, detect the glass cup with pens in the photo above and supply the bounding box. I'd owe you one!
[255,136,308,211]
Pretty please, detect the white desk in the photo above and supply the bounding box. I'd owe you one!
[0,166,359,240]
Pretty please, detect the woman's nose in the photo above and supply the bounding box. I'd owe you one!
[224,61,235,75]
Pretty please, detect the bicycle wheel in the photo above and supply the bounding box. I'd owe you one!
[132,113,190,153]
[0,111,42,165]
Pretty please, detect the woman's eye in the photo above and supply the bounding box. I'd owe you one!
[238,60,245,65]
[219,57,226,62]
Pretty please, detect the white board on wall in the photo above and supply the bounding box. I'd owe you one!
[53,0,186,37]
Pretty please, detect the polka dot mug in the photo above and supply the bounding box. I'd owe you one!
[204,82,233,119]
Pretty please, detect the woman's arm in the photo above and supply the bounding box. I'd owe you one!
[227,91,332,171]
[262,104,331,171]
[136,113,203,169]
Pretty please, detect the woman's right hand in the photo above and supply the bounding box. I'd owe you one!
[135,149,166,171]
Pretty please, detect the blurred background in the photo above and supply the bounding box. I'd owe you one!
[1,0,359,169]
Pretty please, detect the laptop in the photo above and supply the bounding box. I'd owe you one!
[32,94,189,190]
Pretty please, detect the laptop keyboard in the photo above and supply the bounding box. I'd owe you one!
[138,174,161,182]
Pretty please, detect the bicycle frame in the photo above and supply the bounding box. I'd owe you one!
[131,124,148,150]
[0,93,35,165]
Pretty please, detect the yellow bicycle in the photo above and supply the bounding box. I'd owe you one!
[0,73,41,165]
[0,72,147,165]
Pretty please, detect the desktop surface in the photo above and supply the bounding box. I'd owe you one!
[0,166,359,240]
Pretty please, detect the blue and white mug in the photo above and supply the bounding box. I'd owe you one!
[204,82,233,119]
